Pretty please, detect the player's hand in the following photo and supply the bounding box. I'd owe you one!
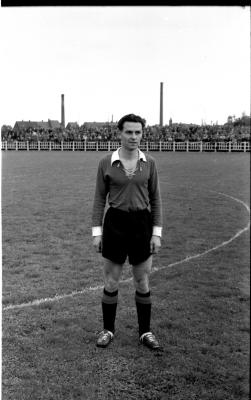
[93,235,102,253]
[150,235,161,254]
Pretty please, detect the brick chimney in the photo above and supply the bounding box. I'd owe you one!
[159,82,163,127]
[61,94,65,128]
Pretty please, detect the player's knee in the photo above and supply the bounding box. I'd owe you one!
[104,275,119,292]
[134,276,149,293]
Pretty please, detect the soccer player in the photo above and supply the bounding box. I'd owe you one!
[92,113,163,350]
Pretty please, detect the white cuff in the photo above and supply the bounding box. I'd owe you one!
[92,226,102,236]
[152,226,162,237]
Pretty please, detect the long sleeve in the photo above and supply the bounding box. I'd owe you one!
[92,158,109,228]
[148,158,163,229]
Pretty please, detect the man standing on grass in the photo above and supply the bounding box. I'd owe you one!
[92,113,163,350]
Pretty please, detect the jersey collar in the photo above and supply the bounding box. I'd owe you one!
[111,147,147,165]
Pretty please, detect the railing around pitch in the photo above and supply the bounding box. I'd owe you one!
[203,142,216,152]
[1,141,250,152]
[175,142,187,151]
[188,142,201,151]
[230,142,249,152]
[160,142,175,151]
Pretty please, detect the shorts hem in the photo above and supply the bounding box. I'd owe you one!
[129,253,152,266]
[102,253,127,265]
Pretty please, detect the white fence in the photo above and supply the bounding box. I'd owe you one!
[1,141,250,152]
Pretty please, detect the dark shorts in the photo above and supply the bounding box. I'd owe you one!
[102,207,153,265]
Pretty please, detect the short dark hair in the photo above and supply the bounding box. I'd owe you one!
[117,114,146,131]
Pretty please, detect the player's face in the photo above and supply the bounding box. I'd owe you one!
[120,122,143,151]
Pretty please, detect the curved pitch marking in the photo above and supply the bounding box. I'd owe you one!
[152,191,250,274]
[3,192,250,312]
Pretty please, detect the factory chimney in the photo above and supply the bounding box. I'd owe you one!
[61,94,65,128]
[159,82,163,127]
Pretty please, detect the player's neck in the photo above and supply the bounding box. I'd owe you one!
[119,146,138,160]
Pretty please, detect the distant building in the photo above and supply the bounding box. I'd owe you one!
[66,122,79,130]
[13,119,61,132]
[38,121,50,130]
[13,121,39,132]
[82,122,116,130]
[48,119,61,130]
[83,122,107,129]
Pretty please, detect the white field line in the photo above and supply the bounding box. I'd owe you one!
[152,191,250,273]
[3,192,250,312]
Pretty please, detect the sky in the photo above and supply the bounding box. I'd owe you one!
[0,6,250,127]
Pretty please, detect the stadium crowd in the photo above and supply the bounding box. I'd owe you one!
[1,116,250,143]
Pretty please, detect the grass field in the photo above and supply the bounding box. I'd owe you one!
[2,151,250,400]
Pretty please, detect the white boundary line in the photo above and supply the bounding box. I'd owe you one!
[3,191,250,312]
[152,191,250,273]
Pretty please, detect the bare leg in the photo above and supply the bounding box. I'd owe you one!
[132,256,152,293]
[103,258,123,292]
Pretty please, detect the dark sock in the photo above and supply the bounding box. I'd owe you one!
[135,291,152,337]
[102,288,118,334]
